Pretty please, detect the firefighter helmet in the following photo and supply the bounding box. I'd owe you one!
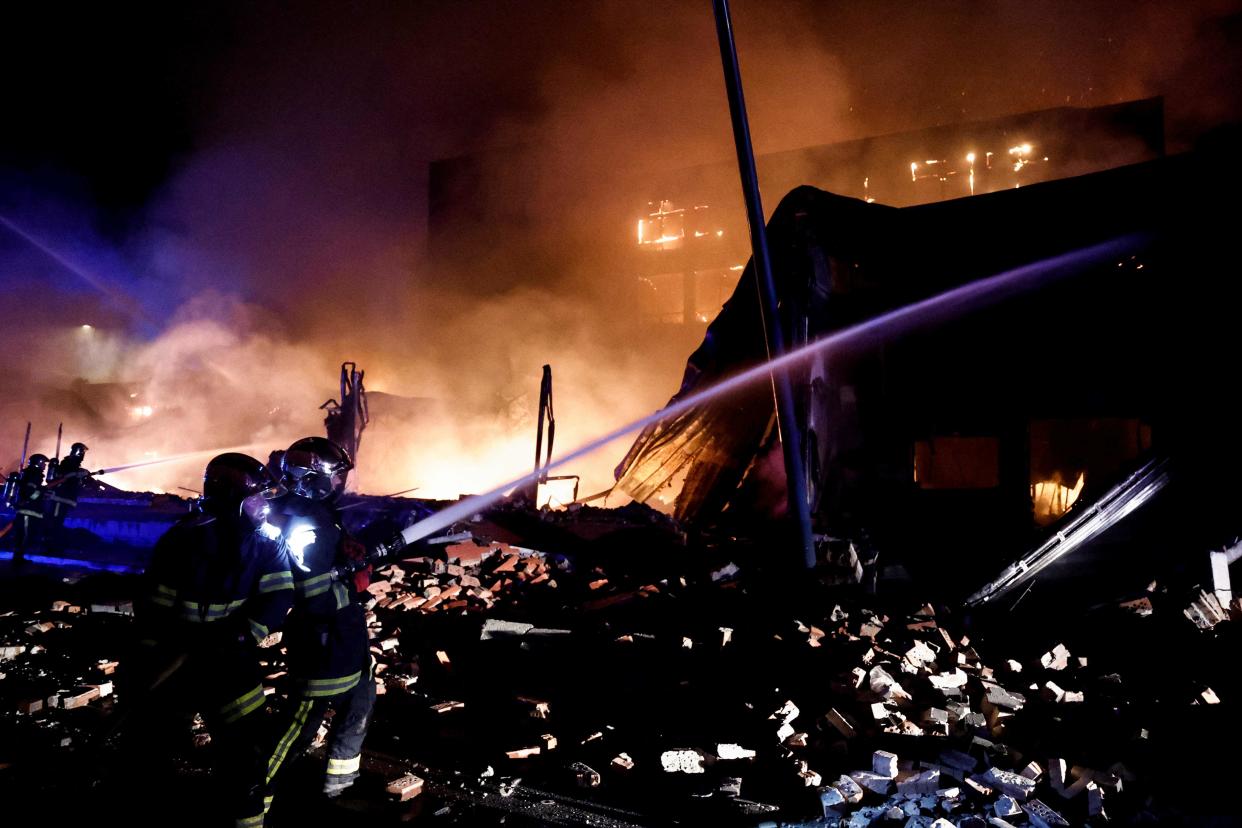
[68,442,88,458]
[26,454,48,472]
[202,453,274,519]
[281,437,352,502]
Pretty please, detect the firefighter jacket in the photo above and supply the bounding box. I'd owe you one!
[269,496,369,697]
[140,512,295,650]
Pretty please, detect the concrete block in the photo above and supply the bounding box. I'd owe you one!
[716,743,757,760]
[819,785,846,815]
[660,749,705,774]
[572,762,601,787]
[850,770,893,794]
[1211,549,1233,608]
[771,699,799,724]
[870,665,912,701]
[60,686,99,709]
[873,749,899,778]
[90,600,134,616]
[1039,644,1071,671]
[1022,799,1069,828]
[981,683,1025,712]
[897,769,940,795]
[386,774,424,801]
[0,645,27,661]
[506,746,540,759]
[928,669,968,690]
[834,774,864,803]
[982,768,1035,801]
[798,765,822,787]
[15,697,43,715]
[906,640,938,666]
[611,753,635,771]
[964,776,994,797]
[994,795,1021,817]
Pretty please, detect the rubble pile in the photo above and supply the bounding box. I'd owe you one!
[0,598,129,762]
[0,532,1237,826]
[363,539,564,618]
[326,528,1237,826]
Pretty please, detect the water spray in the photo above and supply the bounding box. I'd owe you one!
[362,234,1147,563]
[89,444,269,478]
[0,214,156,327]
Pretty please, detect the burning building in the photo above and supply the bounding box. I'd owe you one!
[430,98,1163,335]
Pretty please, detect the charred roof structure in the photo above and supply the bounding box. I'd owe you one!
[615,141,1242,599]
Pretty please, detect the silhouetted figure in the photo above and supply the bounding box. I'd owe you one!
[12,454,48,564]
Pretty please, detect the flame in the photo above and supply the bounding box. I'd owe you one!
[1032,471,1086,524]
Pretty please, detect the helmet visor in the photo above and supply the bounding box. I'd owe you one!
[240,483,286,525]
[283,466,345,501]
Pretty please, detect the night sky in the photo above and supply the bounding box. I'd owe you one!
[5,2,1240,235]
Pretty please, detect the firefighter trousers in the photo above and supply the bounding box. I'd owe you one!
[266,661,376,795]
[125,644,272,827]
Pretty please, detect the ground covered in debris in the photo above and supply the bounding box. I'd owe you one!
[0,504,1238,827]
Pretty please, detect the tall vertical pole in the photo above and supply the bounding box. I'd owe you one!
[711,0,816,569]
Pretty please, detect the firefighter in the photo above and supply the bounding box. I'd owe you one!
[134,453,294,827]
[264,436,376,800]
[45,441,88,530]
[11,453,49,563]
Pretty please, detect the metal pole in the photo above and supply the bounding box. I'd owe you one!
[711,0,816,569]
[19,422,30,470]
[534,365,551,481]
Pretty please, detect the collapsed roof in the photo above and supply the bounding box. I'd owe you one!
[613,148,1235,531]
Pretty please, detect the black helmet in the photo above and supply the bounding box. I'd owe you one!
[281,437,352,502]
[202,453,274,519]
[69,442,88,458]
[27,454,48,471]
